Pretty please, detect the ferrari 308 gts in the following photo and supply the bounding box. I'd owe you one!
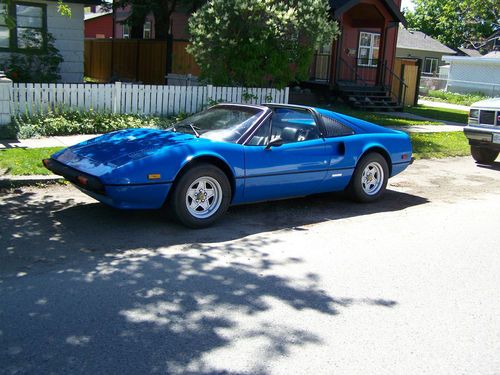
[44,103,413,228]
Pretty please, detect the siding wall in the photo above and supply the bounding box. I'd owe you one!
[0,0,85,83]
[396,48,453,68]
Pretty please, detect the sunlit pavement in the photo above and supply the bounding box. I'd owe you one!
[1,156,500,374]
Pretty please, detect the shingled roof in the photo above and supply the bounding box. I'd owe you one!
[329,0,406,25]
[397,28,456,54]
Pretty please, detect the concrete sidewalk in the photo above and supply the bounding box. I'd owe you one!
[0,134,100,150]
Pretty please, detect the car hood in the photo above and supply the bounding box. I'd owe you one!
[53,128,196,177]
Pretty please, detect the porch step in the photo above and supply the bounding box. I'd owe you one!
[336,85,402,112]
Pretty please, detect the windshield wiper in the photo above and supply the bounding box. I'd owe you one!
[169,123,201,138]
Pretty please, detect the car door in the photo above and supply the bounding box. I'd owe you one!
[243,108,330,202]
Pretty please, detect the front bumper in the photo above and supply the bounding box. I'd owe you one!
[43,158,105,194]
[463,126,500,151]
[43,158,172,210]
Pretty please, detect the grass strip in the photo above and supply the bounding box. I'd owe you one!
[410,131,470,159]
[0,147,63,176]
[406,105,468,124]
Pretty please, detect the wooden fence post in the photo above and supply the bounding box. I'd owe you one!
[0,73,12,126]
[113,81,122,114]
[284,87,290,104]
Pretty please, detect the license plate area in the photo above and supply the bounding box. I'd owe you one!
[493,134,500,144]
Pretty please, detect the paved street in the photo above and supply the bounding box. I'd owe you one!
[1,157,500,375]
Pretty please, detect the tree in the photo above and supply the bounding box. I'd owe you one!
[187,0,339,88]
[113,0,205,40]
[405,0,499,49]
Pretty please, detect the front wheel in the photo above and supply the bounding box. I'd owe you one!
[348,153,389,203]
[470,146,498,164]
[170,164,231,228]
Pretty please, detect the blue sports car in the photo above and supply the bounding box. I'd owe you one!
[43,104,413,228]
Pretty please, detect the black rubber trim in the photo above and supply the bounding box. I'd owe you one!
[244,166,355,179]
[42,158,105,194]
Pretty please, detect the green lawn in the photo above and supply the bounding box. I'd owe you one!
[0,134,470,176]
[0,147,63,175]
[410,132,470,159]
[406,105,468,124]
[326,104,442,126]
[422,90,487,106]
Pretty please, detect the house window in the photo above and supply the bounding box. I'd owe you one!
[0,2,46,50]
[423,57,439,75]
[358,32,380,67]
[122,24,130,39]
[143,21,151,39]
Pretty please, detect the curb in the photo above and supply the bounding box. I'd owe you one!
[0,175,64,189]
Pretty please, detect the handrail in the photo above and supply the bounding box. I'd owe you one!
[338,56,371,86]
[382,61,408,107]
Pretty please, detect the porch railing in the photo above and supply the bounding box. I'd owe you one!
[381,61,408,107]
[338,57,379,85]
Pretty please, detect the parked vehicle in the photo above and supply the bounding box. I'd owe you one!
[464,98,500,164]
[43,104,413,228]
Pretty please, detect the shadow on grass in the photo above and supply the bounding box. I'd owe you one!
[0,189,427,374]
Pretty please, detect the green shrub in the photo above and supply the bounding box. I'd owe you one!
[424,90,489,106]
[9,109,177,139]
[188,0,339,88]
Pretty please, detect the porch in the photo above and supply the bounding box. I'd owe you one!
[307,0,412,110]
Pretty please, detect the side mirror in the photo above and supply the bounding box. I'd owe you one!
[265,138,284,150]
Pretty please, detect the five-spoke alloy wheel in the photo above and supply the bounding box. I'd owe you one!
[348,152,389,203]
[170,164,231,228]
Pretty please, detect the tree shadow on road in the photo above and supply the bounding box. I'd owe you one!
[0,188,426,374]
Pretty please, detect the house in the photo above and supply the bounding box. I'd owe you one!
[442,53,500,96]
[85,8,113,39]
[308,0,415,110]
[395,27,456,76]
[113,4,190,40]
[0,0,101,82]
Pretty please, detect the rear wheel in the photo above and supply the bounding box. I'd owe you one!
[348,152,389,203]
[169,164,231,228]
[470,146,498,164]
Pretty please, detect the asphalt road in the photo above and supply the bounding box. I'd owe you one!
[1,157,500,375]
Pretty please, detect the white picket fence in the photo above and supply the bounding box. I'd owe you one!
[10,82,290,117]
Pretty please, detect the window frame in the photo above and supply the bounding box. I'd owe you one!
[357,31,380,68]
[423,57,439,75]
[0,1,48,52]
[143,21,152,39]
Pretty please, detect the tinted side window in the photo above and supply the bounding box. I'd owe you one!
[321,115,354,137]
[271,108,320,144]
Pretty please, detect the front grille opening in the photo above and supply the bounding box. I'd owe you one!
[479,110,496,125]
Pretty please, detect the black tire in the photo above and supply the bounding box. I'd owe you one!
[169,164,231,228]
[348,152,389,203]
[470,146,498,164]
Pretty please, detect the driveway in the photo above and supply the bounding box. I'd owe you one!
[1,157,500,375]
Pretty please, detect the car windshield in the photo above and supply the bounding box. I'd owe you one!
[171,106,264,143]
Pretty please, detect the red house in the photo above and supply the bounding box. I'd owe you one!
[308,0,408,109]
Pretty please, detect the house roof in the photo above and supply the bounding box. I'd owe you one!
[397,28,456,54]
[458,47,483,57]
[85,10,112,21]
[330,0,406,26]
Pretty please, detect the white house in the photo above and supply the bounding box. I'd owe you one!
[443,54,500,97]
[0,0,100,82]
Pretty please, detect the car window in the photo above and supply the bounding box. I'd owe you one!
[270,108,320,144]
[172,106,264,143]
[321,115,354,137]
[247,117,271,146]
